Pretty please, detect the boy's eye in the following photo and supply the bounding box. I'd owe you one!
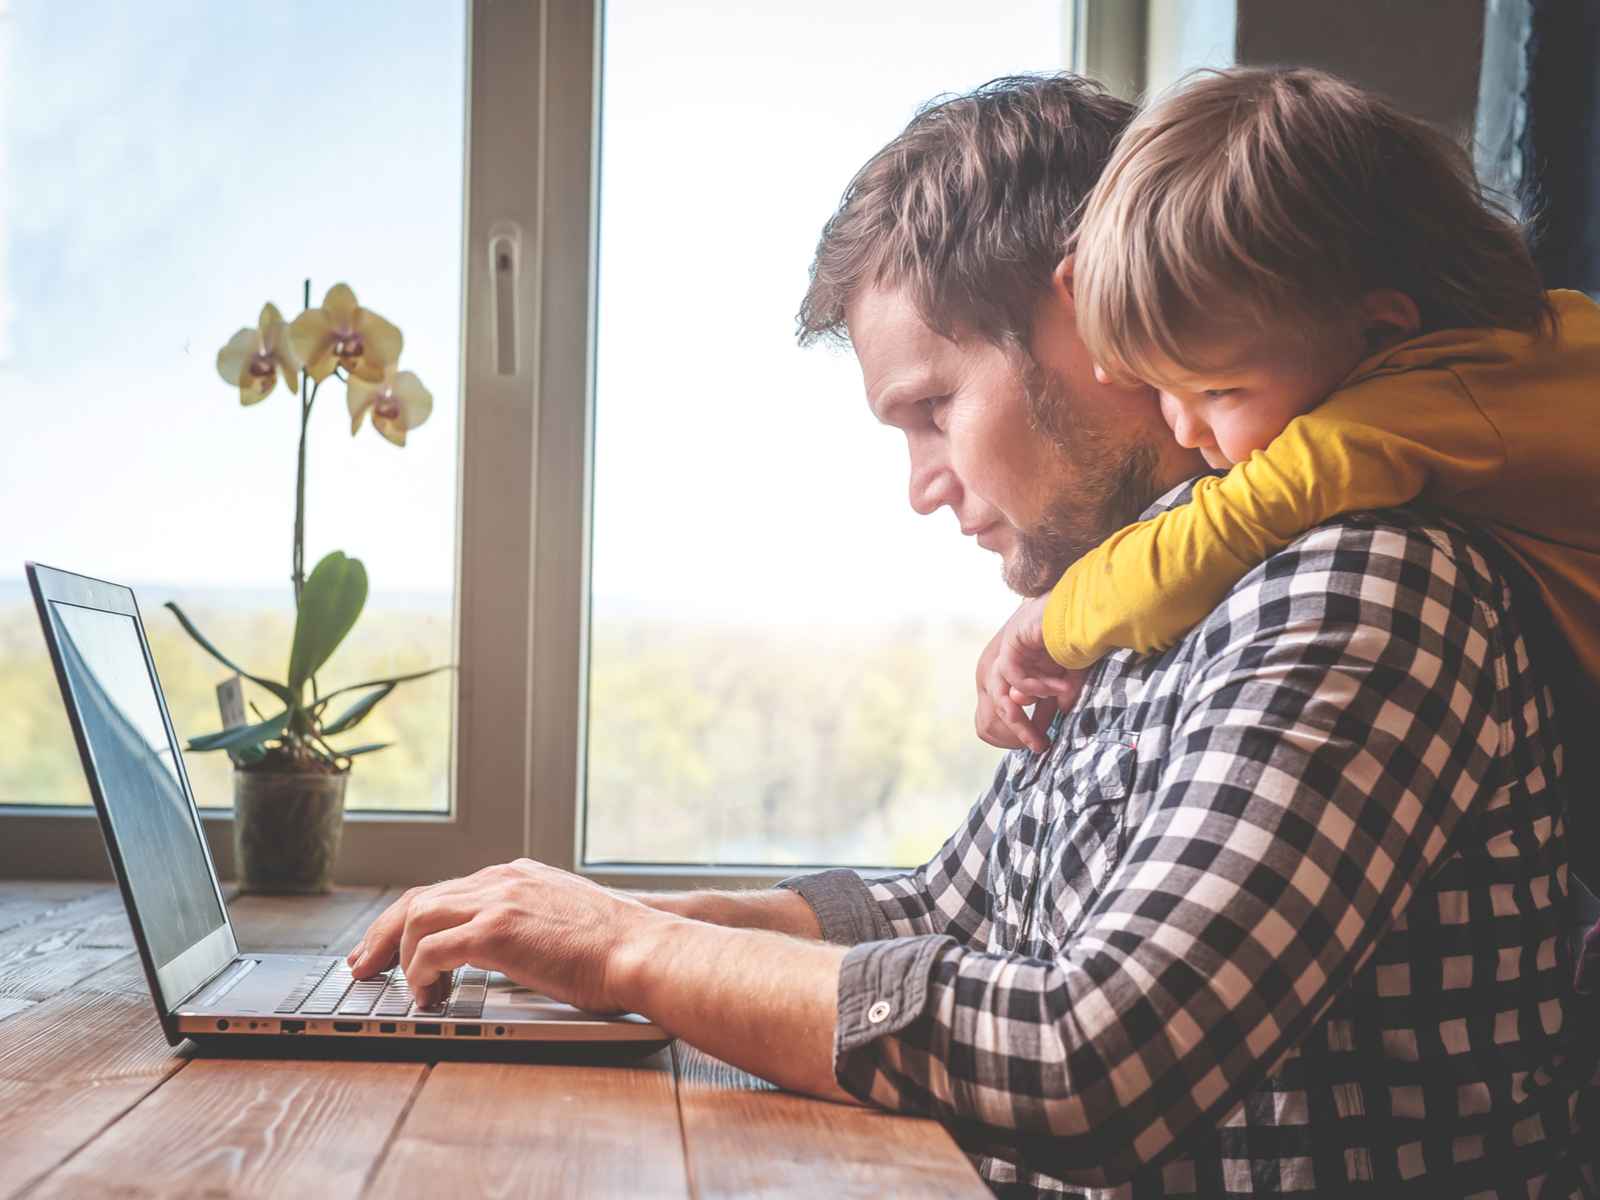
[1202,388,1239,400]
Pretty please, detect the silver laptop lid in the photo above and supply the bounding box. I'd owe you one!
[26,563,238,1026]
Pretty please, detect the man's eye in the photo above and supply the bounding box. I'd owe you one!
[921,396,949,425]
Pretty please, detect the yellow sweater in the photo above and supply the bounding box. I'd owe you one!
[1042,289,1600,684]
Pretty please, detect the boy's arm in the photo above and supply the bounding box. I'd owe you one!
[1041,369,1507,667]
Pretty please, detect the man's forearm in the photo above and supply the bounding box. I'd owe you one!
[630,887,823,940]
[611,910,853,1103]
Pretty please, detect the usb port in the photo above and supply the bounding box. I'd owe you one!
[414,1022,442,1036]
[454,1024,481,1037]
[378,1022,397,1034]
[332,1021,363,1033]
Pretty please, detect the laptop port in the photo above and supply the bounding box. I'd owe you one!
[494,1026,507,1036]
[280,1020,305,1034]
[454,1024,481,1037]
[378,1022,397,1034]
[215,1019,229,1031]
[414,1022,442,1036]
[332,1021,363,1033]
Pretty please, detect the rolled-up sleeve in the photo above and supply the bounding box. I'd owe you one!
[823,520,1511,1187]
[780,751,1015,947]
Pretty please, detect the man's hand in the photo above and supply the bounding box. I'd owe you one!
[975,595,1086,753]
[346,858,662,1013]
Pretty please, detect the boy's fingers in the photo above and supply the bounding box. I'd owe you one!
[996,691,1048,754]
[1030,697,1061,741]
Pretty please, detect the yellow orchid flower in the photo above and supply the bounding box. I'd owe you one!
[348,368,433,446]
[289,283,403,383]
[215,303,301,406]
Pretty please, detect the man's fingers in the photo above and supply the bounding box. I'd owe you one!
[348,886,425,977]
[398,892,480,984]
[406,922,488,1003]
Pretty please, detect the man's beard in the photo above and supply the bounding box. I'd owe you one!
[1002,351,1163,597]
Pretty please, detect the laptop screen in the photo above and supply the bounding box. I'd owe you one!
[47,600,226,970]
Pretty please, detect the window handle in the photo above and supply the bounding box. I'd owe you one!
[489,223,520,376]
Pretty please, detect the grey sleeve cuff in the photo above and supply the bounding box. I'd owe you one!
[834,934,957,1056]
[776,867,896,946]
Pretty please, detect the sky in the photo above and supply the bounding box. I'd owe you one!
[0,0,1077,628]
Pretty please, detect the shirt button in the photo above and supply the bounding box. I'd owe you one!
[867,999,891,1024]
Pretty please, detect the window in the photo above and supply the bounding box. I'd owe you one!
[583,1,1066,870]
[1,0,545,883]
[0,0,462,816]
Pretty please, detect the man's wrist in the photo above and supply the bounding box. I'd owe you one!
[606,904,688,1015]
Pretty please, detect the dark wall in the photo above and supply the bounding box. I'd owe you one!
[1522,0,1600,292]
[1235,0,1486,138]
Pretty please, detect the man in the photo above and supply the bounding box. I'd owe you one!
[349,75,1592,1195]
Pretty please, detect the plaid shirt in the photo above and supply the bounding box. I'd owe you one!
[782,481,1596,1197]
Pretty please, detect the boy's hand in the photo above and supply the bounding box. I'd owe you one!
[975,595,1087,754]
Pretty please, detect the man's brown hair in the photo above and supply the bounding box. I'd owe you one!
[796,74,1135,349]
[1074,67,1552,382]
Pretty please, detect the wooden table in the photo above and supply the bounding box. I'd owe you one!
[0,882,986,1198]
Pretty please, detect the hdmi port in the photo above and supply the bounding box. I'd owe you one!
[455,1024,481,1037]
[414,1022,442,1036]
[332,1021,363,1032]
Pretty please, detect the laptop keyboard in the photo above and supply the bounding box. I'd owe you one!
[273,959,490,1019]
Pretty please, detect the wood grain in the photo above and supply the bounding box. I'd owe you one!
[227,885,389,953]
[368,1050,690,1198]
[0,989,188,1197]
[30,1058,426,1200]
[0,880,110,937]
[0,887,134,1003]
[672,1044,986,1198]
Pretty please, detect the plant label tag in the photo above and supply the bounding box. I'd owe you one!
[216,674,247,730]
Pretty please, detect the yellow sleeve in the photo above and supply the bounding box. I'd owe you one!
[1040,370,1508,668]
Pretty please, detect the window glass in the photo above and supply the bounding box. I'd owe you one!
[0,0,464,813]
[587,2,1064,866]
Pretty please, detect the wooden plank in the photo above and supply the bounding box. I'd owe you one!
[227,885,388,953]
[367,1049,691,1198]
[0,989,188,1197]
[673,1044,987,1198]
[2,885,396,1198]
[0,880,110,937]
[30,1058,427,1200]
[0,888,134,1003]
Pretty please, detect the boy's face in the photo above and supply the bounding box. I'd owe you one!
[1141,336,1360,469]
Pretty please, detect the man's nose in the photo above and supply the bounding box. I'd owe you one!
[908,447,959,516]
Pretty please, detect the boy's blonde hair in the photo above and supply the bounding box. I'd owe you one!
[1074,67,1552,382]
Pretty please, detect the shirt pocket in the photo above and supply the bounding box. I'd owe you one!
[1039,733,1138,947]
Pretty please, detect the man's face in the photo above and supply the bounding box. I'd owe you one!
[849,280,1202,596]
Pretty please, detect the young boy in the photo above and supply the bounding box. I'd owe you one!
[979,67,1600,758]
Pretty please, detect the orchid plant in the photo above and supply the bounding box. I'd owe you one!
[167,282,449,773]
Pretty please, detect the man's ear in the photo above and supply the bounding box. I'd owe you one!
[1359,289,1421,352]
[1050,253,1076,312]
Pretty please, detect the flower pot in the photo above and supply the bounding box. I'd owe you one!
[232,768,348,893]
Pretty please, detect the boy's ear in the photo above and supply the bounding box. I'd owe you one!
[1050,253,1076,311]
[1359,289,1422,351]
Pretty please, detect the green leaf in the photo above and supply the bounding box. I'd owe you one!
[229,743,269,768]
[320,683,396,736]
[336,742,391,758]
[186,710,289,753]
[315,664,454,705]
[288,552,368,694]
[164,603,294,705]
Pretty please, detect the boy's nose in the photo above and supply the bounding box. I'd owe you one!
[1161,395,1206,449]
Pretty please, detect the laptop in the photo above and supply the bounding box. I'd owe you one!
[26,561,666,1048]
